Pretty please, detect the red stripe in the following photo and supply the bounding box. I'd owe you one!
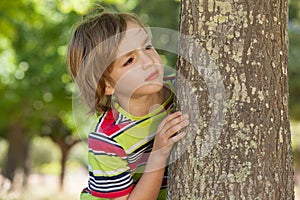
[98,109,133,136]
[128,153,149,170]
[89,137,126,157]
[90,184,134,198]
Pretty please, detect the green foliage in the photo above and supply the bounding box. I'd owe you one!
[67,142,88,167]
[289,29,300,120]
[0,0,181,138]
[0,0,299,178]
[289,0,300,121]
[29,137,60,172]
[0,0,84,137]
[0,140,8,167]
[0,0,182,179]
[289,0,300,21]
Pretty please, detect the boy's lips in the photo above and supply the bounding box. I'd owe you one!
[145,70,159,81]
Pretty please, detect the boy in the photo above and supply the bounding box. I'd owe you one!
[67,6,189,200]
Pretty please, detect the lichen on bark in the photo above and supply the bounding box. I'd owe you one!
[168,0,294,199]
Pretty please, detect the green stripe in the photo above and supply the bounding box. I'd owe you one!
[89,153,129,176]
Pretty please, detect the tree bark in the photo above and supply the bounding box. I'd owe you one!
[55,139,80,190]
[168,0,294,199]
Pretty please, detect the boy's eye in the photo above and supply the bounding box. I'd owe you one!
[145,44,153,50]
[123,57,134,66]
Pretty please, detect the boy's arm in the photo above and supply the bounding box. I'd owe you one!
[112,112,189,200]
[111,154,165,200]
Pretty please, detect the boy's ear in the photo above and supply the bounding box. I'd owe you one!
[104,82,114,95]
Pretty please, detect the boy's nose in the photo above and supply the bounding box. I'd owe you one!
[139,51,155,69]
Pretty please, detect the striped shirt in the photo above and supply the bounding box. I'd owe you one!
[81,78,175,199]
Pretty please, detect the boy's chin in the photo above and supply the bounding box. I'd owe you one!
[133,84,164,95]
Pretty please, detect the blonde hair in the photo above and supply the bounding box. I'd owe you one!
[67,5,147,114]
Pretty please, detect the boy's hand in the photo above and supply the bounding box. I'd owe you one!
[152,111,189,159]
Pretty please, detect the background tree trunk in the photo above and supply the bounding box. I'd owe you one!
[55,139,80,190]
[168,0,294,199]
[45,117,81,190]
[2,122,30,187]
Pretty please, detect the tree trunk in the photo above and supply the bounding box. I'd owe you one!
[168,0,294,199]
[2,122,30,187]
[59,146,68,190]
[52,137,80,190]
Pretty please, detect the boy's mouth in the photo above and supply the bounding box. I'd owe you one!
[145,70,159,81]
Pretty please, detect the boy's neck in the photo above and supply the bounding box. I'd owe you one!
[117,86,170,117]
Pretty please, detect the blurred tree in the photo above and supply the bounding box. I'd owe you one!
[0,0,181,189]
[42,117,81,189]
[0,0,87,186]
[168,0,294,199]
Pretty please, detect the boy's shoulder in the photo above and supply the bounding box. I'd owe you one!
[163,73,175,85]
[94,108,133,137]
[163,73,175,82]
[163,73,175,94]
[94,74,176,137]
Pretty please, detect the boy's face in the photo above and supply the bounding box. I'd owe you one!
[106,21,164,100]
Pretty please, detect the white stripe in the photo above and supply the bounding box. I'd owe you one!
[90,132,120,147]
[89,166,129,176]
[95,112,107,132]
[115,113,131,124]
[90,173,131,184]
[88,148,127,159]
[89,175,132,188]
[126,132,156,153]
[127,148,146,163]
[109,120,138,138]
[89,148,116,156]
[127,145,151,163]
[89,178,133,192]
[115,112,122,124]
[129,161,147,172]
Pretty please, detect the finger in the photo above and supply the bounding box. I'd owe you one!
[164,111,183,126]
[162,115,189,137]
[164,119,189,138]
[157,111,183,132]
[168,132,187,144]
[160,112,186,132]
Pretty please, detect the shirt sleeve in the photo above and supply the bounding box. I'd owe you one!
[87,131,134,198]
